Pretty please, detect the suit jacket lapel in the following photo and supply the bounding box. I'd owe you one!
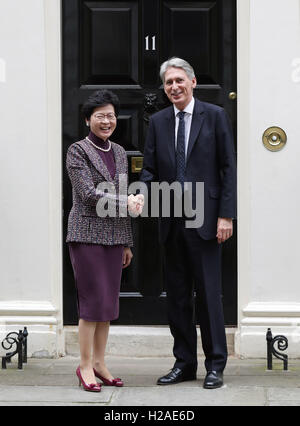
[186,99,205,163]
[164,107,176,170]
[80,138,113,182]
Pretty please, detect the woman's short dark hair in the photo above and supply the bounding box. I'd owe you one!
[82,89,120,120]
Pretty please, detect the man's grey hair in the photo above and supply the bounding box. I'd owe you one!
[160,57,195,82]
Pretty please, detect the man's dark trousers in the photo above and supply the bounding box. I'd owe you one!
[164,217,227,374]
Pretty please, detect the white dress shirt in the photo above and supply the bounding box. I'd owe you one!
[174,97,195,158]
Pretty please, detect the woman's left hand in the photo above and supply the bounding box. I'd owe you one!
[122,247,133,268]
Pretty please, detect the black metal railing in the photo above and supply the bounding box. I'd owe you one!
[1,327,28,369]
[266,328,288,371]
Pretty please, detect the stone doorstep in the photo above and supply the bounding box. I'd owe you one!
[64,326,236,357]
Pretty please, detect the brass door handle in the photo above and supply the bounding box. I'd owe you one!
[229,92,237,100]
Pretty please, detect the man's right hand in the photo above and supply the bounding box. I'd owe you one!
[128,194,144,216]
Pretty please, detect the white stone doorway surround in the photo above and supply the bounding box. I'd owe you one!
[2,0,300,359]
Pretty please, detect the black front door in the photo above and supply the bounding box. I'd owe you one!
[62,0,237,326]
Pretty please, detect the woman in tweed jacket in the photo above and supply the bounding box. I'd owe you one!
[66,90,141,392]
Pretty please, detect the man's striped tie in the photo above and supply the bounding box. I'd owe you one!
[176,111,186,188]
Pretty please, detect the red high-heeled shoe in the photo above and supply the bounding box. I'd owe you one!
[93,369,124,387]
[76,366,101,392]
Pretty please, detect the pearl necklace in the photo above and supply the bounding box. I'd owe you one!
[86,137,112,152]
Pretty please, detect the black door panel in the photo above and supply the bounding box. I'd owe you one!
[63,0,237,326]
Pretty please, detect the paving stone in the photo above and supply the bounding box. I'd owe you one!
[267,387,300,403]
[0,385,113,404]
[1,356,300,406]
[109,385,267,406]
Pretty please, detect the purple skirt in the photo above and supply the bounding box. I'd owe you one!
[68,243,124,322]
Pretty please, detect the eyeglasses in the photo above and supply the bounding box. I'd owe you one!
[92,113,117,121]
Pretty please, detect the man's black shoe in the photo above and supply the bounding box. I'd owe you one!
[157,368,196,385]
[203,371,223,389]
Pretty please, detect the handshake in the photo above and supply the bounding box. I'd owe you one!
[127,194,145,217]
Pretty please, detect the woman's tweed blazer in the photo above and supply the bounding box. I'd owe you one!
[66,138,133,246]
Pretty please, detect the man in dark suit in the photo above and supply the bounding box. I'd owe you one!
[140,58,236,389]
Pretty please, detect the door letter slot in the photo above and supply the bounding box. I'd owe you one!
[131,157,144,173]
